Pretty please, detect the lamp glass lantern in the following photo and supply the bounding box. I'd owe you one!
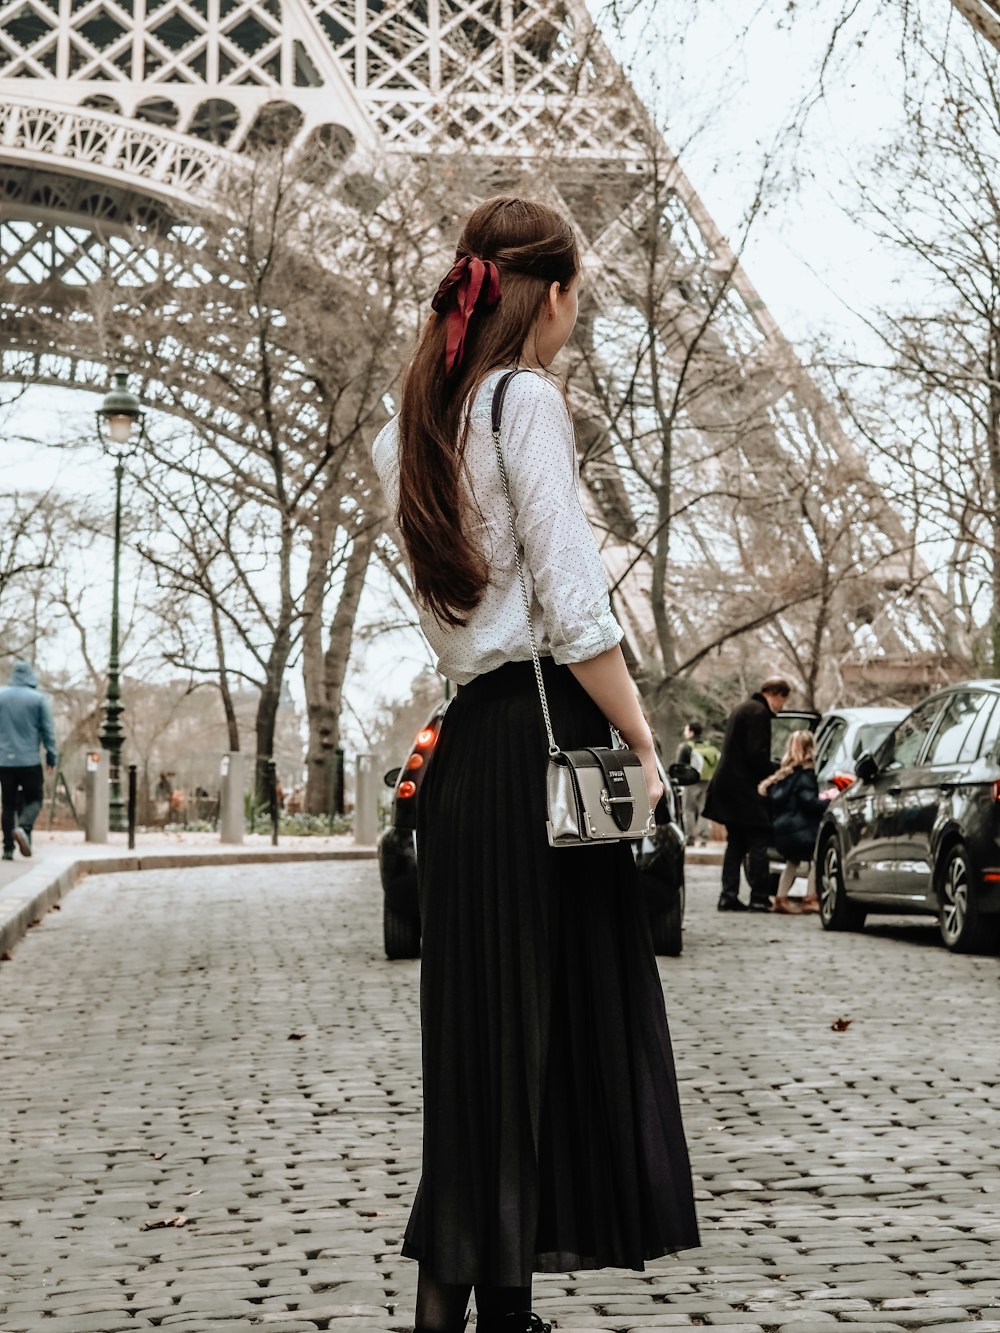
[97,370,145,449]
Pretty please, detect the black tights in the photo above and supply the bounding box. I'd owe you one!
[415,1266,531,1331]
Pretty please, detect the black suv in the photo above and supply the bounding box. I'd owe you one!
[817,680,1000,953]
[378,704,689,959]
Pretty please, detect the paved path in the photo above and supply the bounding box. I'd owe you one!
[1,863,999,1332]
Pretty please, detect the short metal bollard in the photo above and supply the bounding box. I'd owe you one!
[354,754,378,846]
[84,750,109,844]
[334,746,345,816]
[219,752,245,845]
[266,759,279,847]
[127,764,137,850]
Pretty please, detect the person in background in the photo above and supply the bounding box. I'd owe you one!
[0,661,58,861]
[675,721,718,846]
[704,676,791,911]
[759,729,828,914]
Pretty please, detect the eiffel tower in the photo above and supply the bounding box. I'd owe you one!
[0,0,961,704]
[952,0,1000,47]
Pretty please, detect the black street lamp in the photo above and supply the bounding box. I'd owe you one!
[96,370,145,833]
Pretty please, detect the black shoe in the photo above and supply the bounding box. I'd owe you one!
[2,849,12,862]
[12,828,30,858]
[487,1316,551,1333]
[749,896,772,912]
[717,896,748,911]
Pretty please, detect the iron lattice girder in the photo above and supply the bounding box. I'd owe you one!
[0,0,959,674]
[950,0,1000,51]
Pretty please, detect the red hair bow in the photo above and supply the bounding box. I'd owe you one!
[431,255,501,374]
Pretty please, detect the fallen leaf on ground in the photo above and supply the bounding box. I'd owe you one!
[150,1151,166,1160]
[287,1031,307,1040]
[140,1214,188,1231]
[831,1017,853,1032]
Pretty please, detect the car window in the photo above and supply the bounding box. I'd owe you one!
[770,714,818,764]
[881,699,946,771]
[815,718,847,774]
[854,720,898,759]
[924,692,989,766]
[960,698,997,762]
[968,694,1000,763]
[957,695,998,763]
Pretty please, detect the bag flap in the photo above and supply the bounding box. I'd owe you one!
[556,748,642,769]
[586,746,640,831]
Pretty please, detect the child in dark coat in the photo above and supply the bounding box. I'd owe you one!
[758,730,830,914]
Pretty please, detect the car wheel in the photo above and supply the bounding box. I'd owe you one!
[650,878,685,957]
[818,834,866,932]
[938,843,999,954]
[384,899,421,960]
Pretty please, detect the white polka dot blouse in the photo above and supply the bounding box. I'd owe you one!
[372,368,624,686]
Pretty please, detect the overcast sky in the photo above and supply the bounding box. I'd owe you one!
[605,0,920,349]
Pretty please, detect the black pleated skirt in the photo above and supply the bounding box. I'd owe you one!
[403,658,700,1286]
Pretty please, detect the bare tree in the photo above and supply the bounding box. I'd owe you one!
[816,30,1000,670]
[91,150,438,797]
[0,492,64,664]
[565,116,907,738]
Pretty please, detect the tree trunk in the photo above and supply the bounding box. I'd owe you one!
[254,517,295,804]
[304,528,373,814]
[254,678,283,806]
[988,325,1000,674]
[803,568,832,711]
[209,598,240,751]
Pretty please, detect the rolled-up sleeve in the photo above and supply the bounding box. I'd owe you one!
[502,374,623,664]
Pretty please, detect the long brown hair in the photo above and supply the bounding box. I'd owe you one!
[759,730,816,795]
[398,196,579,626]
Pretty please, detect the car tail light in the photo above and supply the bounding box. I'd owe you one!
[395,719,442,807]
[832,772,855,791]
[993,780,1000,802]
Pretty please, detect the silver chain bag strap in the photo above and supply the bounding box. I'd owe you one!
[490,369,654,848]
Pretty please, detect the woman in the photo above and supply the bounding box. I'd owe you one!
[758,729,829,914]
[372,197,699,1333]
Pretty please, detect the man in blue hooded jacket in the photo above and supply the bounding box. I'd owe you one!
[0,662,58,860]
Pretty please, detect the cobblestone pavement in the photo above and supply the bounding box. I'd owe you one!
[1,862,999,1333]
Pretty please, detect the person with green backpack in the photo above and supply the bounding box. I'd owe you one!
[675,722,719,846]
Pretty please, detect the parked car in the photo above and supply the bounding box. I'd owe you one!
[378,704,690,959]
[378,702,448,960]
[816,680,1000,953]
[813,706,908,790]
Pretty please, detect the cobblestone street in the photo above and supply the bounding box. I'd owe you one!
[1,861,999,1332]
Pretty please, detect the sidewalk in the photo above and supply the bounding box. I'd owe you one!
[0,828,376,958]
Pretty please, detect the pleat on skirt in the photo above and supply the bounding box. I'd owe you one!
[402,657,700,1287]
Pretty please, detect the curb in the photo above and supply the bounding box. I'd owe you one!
[685,848,724,867]
[0,846,377,959]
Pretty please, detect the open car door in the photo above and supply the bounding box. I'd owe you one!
[770,709,822,766]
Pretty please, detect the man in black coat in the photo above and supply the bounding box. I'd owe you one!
[703,677,791,911]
